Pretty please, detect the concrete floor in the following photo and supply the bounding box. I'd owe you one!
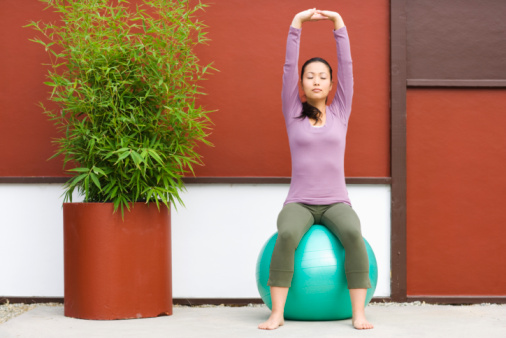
[1,303,506,338]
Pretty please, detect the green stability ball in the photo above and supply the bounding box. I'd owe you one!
[256,225,378,321]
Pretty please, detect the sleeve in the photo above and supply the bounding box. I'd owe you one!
[328,26,354,123]
[281,26,303,122]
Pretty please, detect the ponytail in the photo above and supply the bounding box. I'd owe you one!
[298,102,323,123]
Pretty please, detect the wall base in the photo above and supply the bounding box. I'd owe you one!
[406,296,506,305]
[3,296,506,306]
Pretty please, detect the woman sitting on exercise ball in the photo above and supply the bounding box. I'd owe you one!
[258,9,373,330]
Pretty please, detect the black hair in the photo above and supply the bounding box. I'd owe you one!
[297,57,333,124]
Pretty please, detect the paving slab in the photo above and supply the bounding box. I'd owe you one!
[1,303,505,338]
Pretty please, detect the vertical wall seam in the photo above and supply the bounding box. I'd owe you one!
[390,0,408,302]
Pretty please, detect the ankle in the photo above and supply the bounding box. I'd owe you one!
[352,308,366,317]
[270,310,284,317]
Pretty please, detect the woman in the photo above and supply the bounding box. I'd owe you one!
[258,9,373,330]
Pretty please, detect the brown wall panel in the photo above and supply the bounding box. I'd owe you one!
[406,0,506,82]
[0,0,390,178]
[407,88,506,295]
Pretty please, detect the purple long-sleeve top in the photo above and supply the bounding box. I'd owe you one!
[282,25,353,206]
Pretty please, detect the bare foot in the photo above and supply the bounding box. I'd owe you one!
[349,288,373,329]
[258,312,284,330]
[352,313,374,330]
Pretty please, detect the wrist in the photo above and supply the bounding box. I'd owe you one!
[291,15,303,29]
[329,13,341,22]
[331,14,345,30]
[296,13,309,23]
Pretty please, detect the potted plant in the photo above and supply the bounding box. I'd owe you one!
[25,0,214,319]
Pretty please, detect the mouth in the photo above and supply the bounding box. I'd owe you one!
[312,89,322,93]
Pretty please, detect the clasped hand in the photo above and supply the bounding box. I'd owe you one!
[297,8,339,23]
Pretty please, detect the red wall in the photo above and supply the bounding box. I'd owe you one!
[0,0,390,178]
[0,0,63,176]
[407,88,506,295]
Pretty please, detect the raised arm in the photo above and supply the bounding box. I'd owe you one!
[281,25,301,121]
[317,11,354,122]
[282,9,323,121]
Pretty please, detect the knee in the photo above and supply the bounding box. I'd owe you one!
[340,227,363,247]
[276,229,299,249]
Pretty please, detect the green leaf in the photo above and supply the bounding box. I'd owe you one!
[69,173,88,185]
[68,167,90,173]
[92,167,107,176]
[90,172,101,190]
[110,186,119,198]
[130,150,144,167]
[148,149,164,165]
[84,176,90,201]
[116,151,130,162]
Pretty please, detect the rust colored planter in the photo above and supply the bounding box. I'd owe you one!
[63,202,172,320]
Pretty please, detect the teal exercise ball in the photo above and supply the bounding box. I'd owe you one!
[256,225,378,321]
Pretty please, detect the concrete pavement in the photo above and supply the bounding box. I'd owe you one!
[1,303,506,338]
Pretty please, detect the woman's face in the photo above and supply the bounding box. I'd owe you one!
[301,62,333,103]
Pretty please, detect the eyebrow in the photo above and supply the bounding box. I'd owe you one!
[306,72,328,76]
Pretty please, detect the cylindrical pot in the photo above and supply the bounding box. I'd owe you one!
[63,202,172,320]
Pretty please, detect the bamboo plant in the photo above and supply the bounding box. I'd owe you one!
[25,0,215,214]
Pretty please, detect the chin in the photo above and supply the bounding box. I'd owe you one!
[307,94,328,102]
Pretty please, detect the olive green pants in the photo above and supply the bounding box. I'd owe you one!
[268,202,371,289]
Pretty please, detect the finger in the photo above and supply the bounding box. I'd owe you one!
[315,10,330,17]
[311,13,327,20]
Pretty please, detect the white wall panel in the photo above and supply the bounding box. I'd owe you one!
[0,184,82,297]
